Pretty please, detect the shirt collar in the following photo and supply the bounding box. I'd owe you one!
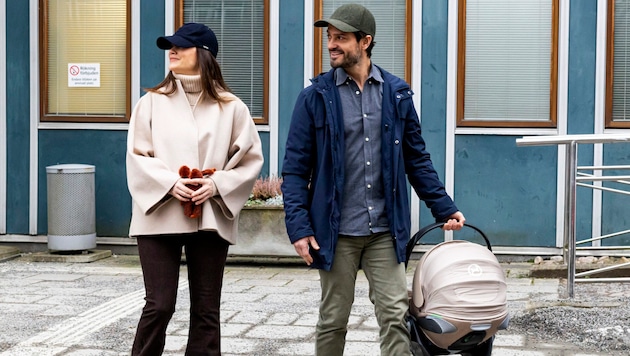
[334,64,383,87]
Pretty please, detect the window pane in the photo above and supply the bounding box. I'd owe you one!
[183,0,264,119]
[46,0,127,117]
[320,0,407,79]
[612,0,630,122]
[463,0,552,122]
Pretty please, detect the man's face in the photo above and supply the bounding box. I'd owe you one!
[326,26,365,69]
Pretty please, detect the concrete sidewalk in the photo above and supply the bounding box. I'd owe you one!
[0,246,623,356]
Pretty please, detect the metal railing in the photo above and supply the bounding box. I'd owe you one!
[516,134,630,298]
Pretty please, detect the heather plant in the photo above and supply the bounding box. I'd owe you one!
[246,175,283,206]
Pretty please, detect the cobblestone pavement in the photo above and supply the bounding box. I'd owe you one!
[0,248,625,355]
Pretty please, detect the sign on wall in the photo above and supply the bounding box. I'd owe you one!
[68,63,101,87]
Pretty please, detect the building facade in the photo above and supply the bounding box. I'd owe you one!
[1,0,629,254]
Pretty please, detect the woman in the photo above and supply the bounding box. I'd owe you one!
[126,22,263,355]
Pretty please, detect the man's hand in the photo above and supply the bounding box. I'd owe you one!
[293,236,320,265]
[442,211,465,231]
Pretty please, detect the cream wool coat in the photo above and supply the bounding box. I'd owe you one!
[126,81,263,244]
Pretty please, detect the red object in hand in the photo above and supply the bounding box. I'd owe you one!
[178,165,215,218]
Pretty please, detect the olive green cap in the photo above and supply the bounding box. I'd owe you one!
[314,3,376,36]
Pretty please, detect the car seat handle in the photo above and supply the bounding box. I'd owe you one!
[405,222,492,264]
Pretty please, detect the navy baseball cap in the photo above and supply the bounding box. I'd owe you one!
[157,23,219,57]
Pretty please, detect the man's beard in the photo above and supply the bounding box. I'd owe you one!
[330,49,361,69]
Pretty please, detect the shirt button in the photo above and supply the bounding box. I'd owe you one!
[367,184,372,189]
[368,206,373,211]
[366,161,371,166]
[363,113,367,117]
[355,91,360,95]
[365,137,369,142]
[395,140,400,145]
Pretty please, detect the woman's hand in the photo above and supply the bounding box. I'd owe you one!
[188,177,217,205]
[169,179,195,202]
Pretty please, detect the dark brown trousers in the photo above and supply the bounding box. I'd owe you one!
[131,231,229,356]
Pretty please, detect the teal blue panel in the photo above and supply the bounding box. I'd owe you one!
[601,143,630,245]
[567,0,596,136]
[567,0,597,242]
[5,0,30,234]
[452,136,557,247]
[277,0,305,174]
[140,0,166,93]
[418,0,449,229]
[259,131,270,177]
[38,131,130,237]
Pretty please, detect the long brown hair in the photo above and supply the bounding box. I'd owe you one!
[146,48,232,104]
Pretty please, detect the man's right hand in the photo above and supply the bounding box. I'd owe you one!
[293,236,320,266]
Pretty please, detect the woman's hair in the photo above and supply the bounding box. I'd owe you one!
[146,48,232,104]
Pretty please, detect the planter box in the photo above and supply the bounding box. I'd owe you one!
[232,206,295,256]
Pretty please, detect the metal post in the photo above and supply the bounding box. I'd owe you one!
[564,141,577,298]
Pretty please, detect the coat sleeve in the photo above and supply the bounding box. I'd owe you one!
[209,101,264,220]
[126,94,180,214]
[400,96,459,221]
[281,90,317,243]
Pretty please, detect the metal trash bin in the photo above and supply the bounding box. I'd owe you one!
[46,164,96,251]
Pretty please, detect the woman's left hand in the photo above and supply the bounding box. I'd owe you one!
[188,178,217,205]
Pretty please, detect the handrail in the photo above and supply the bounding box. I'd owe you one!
[516,134,630,298]
[516,133,630,146]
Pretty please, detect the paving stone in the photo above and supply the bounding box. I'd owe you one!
[494,334,525,347]
[24,273,86,281]
[163,335,187,352]
[264,312,299,325]
[221,337,260,354]
[228,310,269,324]
[275,342,315,355]
[345,329,379,342]
[63,349,120,356]
[491,348,546,356]
[246,325,313,339]
[292,313,319,326]
[0,346,67,356]
[343,341,381,356]
[222,323,251,337]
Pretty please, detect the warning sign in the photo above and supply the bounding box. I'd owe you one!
[68,63,101,87]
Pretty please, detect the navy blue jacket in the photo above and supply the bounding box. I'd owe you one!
[281,66,459,271]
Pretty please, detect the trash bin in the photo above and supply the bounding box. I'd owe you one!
[46,164,96,251]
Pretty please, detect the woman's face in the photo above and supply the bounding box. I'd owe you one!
[168,46,199,75]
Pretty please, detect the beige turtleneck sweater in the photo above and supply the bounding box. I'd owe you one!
[173,73,203,109]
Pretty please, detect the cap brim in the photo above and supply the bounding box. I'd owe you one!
[156,35,196,50]
[314,18,359,33]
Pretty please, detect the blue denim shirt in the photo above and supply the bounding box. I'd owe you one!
[335,66,389,236]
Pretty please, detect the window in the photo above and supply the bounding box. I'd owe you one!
[314,0,411,83]
[40,0,131,123]
[457,0,559,128]
[176,0,268,125]
[607,0,630,128]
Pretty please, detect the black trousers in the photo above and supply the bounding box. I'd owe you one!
[131,231,229,356]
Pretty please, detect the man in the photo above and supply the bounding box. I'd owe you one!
[281,3,465,355]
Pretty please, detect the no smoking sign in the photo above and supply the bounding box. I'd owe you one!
[68,63,100,87]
